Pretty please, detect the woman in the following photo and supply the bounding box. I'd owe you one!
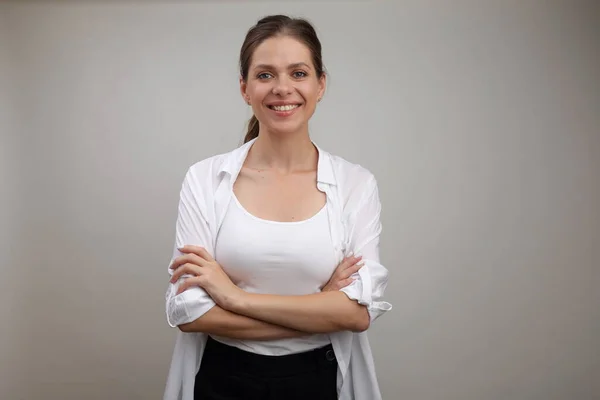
[164,15,392,400]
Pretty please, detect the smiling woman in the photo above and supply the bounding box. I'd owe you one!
[163,15,391,400]
[239,16,326,143]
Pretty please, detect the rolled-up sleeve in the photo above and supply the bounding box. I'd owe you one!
[340,175,392,324]
[165,168,216,328]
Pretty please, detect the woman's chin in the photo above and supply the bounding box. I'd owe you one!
[265,121,308,136]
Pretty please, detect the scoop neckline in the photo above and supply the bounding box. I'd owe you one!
[231,193,327,225]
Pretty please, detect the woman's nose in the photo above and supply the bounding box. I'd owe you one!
[272,77,292,96]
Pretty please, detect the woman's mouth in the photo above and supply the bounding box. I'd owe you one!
[267,104,302,116]
[267,104,301,111]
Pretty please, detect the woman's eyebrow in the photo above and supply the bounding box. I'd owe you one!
[253,62,312,71]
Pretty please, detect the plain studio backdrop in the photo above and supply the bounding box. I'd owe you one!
[0,1,598,399]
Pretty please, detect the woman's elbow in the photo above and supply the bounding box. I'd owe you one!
[177,308,216,333]
[348,306,371,332]
[178,320,203,333]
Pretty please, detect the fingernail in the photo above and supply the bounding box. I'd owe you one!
[355,253,362,258]
[348,251,354,257]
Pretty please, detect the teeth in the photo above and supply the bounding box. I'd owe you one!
[271,104,299,111]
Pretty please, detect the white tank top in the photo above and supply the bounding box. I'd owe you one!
[212,193,337,356]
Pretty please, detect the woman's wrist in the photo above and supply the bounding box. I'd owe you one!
[224,289,250,313]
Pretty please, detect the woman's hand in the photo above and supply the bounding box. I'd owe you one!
[170,245,244,310]
[321,254,364,292]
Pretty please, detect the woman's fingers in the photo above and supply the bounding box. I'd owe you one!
[334,255,362,278]
[341,255,362,270]
[178,245,214,262]
[176,276,204,295]
[320,254,364,292]
[339,277,356,289]
[170,263,203,283]
[340,256,354,268]
[341,261,364,279]
[169,246,216,294]
[170,252,206,271]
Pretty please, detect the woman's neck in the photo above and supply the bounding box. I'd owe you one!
[248,130,317,173]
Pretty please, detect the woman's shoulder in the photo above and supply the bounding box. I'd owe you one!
[321,150,381,214]
[186,152,228,177]
[178,150,236,198]
[324,150,378,189]
[185,142,248,180]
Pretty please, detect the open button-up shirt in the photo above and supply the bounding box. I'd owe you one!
[163,138,392,400]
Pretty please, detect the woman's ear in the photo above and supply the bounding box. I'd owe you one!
[318,72,327,102]
[240,77,250,104]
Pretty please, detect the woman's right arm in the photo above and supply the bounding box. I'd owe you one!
[167,166,358,339]
[178,306,307,339]
[176,254,362,338]
[167,166,305,340]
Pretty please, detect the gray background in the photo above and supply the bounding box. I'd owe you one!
[1,1,598,399]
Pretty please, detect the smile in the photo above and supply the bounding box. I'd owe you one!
[267,104,301,111]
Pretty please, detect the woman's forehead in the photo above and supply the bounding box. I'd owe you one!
[251,36,313,69]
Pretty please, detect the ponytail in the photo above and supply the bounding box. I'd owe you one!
[244,115,259,143]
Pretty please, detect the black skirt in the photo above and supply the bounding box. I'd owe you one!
[194,336,339,400]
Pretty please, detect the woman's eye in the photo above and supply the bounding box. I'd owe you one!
[293,71,308,78]
[257,73,272,79]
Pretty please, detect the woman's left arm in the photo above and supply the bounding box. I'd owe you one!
[231,290,370,333]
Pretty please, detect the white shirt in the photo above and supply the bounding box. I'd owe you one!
[164,138,392,400]
[211,192,335,355]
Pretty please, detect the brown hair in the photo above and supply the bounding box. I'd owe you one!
[240,15,325,143]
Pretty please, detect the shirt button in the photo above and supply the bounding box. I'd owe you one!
[325,349,336,361]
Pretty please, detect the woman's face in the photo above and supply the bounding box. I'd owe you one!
[241,35,326,137]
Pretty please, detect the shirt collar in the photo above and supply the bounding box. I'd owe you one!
[219,137,337,186]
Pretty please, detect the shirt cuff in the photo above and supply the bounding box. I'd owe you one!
[166,287,216,328]
[339,265,392,324]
